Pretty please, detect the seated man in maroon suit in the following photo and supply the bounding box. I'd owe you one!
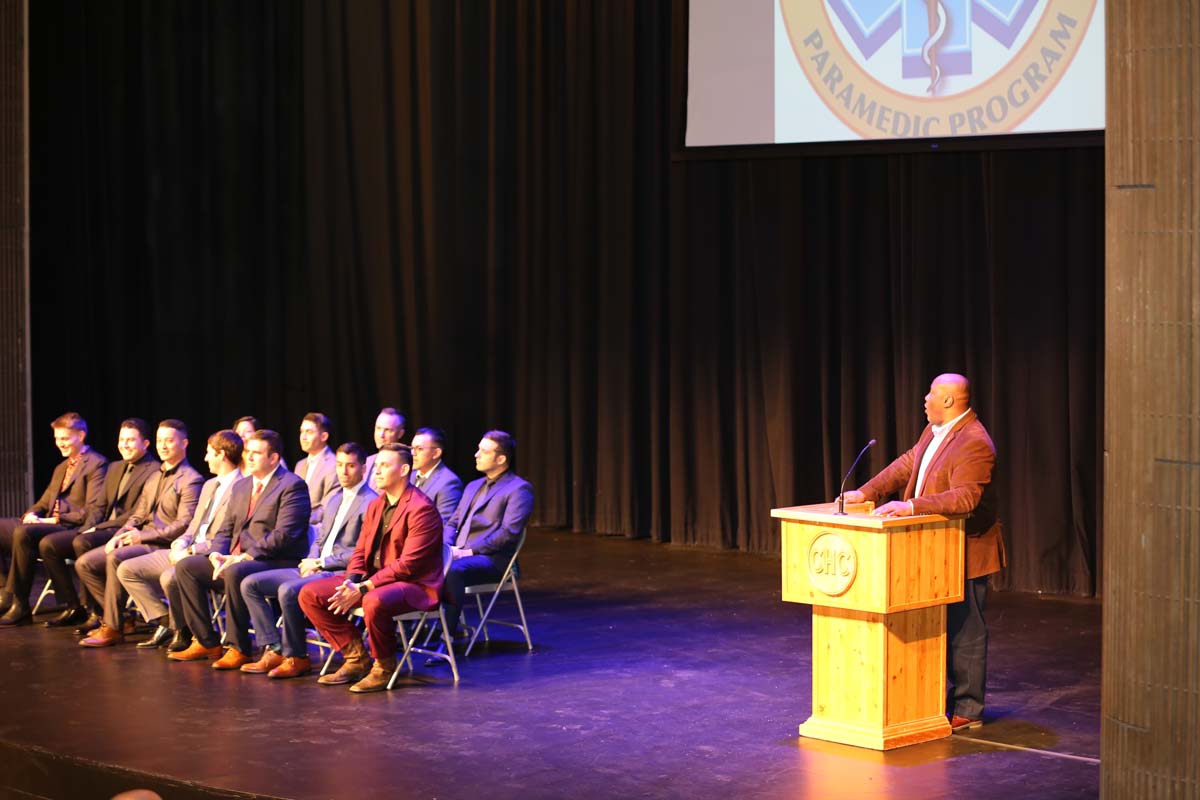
[298,443,443,693]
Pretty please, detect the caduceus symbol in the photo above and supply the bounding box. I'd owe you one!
[921,0,949,94]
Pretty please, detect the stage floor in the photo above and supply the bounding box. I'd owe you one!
[0,528,1101,800]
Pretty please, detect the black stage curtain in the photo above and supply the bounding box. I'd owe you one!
[28,1,1102,595]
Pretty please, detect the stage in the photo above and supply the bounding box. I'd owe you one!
[0,529,1100,800]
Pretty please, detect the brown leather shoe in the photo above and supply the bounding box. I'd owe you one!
[79,624,124,648]
[121,617,137,635]
[167,641,224,661]
[349,658,397,693]
[950,715,983,733]
[240,648,285,674]
[268,656,312,679]
[212,648,252,670]
[317,639,372,685]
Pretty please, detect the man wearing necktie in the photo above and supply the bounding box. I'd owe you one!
[115,429,246,651]
[239,442,378,679]
[0,413,109,626]
[77,420,203,647]
[839,373,1006,734]
[39,418,159,629]
[439,430,535,642]
[169,429,310,667]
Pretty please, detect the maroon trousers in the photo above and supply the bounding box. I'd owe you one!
[298,575,435,660]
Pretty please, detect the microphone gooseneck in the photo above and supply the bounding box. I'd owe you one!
[836,438,877,515]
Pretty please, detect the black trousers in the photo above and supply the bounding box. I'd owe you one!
[0,519,76,604]
[174,554,298,654]
[946,575,990,720]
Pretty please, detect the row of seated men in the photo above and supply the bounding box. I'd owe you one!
[0,409,535,693]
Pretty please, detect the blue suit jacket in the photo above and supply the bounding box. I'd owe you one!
[443,470,534,559]
[212,465,311,562]
[307,482,378,570]
[411,462,464,524]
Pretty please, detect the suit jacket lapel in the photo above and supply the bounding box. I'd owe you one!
[903,428,935,500]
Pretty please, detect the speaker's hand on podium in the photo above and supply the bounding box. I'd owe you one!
[872,500,914,517]
[838,490,866,505]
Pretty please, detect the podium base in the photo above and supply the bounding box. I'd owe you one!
[798,713,951,751]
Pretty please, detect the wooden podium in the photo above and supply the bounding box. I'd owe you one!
[772,502,965,750]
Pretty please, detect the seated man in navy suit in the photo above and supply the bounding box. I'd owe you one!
[409,427,463,523]
[441,430,534,641]
[168,429,310,668]
[238,442,377,679]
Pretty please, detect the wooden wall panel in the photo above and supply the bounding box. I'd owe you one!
[1103,0,1200,796]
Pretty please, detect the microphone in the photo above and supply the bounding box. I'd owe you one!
[836,438,877,515]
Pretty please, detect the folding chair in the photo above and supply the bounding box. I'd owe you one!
[462,530,532,656]
[31,557,73,615]
[320,543,460,684]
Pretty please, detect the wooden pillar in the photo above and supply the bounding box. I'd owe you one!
[0,0,31,516]
[1103,1,1200,797]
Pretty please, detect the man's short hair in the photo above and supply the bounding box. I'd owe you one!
[249,429,283,457]
[378,407,406,429]
[51,412,88,436]
[207,429,243,467]
[303,412,332,435]
[416,427,447,451]
[232,415,259,431]
[336,441,367,464]
[483,430,516,466]
[378,442,413,468]
[158,419,189,439]
[119,418,152,441]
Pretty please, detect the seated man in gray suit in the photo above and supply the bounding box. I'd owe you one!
[77,420,204,647]
[168,429,310,668]
[239,442,377,679]
[295,412,339,525]
[362,407,405,486]
[116,429,245,651]
[441,430,534,640]
[41,418,159,629]
[410,427,463,523]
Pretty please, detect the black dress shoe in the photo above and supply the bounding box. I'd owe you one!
[136,625,173,649]
[73,612,102,636]
[167,630,193,652]
[0,589,13,616]
[44,606,89,628]
[0,601,31,626]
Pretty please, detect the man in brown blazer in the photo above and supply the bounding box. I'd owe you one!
[77,420,203,647]
[0,412,109,626]
[298,443,443,692]
[841,373,1005,732]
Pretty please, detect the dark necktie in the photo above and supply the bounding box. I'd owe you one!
[455,480,493,548]
[413,473,425,489]
[109,463,135,520]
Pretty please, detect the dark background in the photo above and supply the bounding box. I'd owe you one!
[27,0,1102,595]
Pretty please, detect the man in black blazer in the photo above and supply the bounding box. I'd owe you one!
[168,430,310,667]
[40,418,159,629]
[0,413,109,626]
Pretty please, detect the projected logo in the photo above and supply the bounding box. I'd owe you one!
[779,0,1098,138]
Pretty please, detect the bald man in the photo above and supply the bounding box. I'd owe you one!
[840,373,1005,733]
